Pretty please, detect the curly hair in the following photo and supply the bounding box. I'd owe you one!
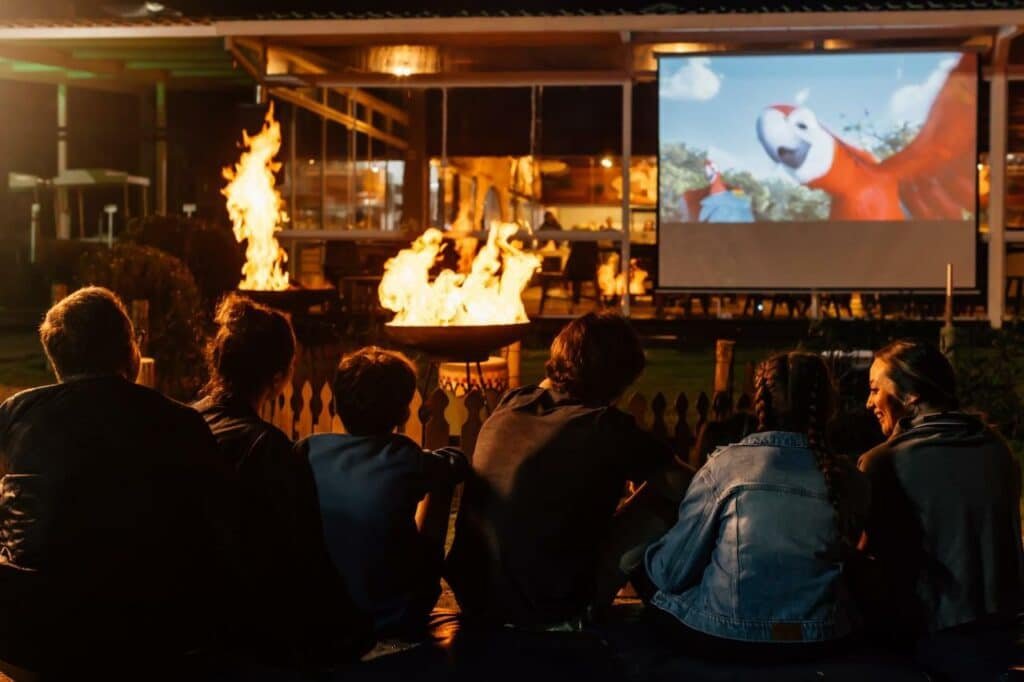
[753,352,857,546]
[203,293,296,405]
[545,311,645,404]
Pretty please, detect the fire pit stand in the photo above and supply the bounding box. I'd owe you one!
[384,322,531,439]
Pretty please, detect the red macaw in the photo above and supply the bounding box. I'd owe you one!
[755,54,976,221]
[682,159,731,219]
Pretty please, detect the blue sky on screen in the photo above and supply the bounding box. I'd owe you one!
[658,52,964,182]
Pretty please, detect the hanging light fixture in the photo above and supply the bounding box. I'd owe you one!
[367,45,441,77]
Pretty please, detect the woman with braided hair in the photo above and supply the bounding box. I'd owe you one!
[642,351,869,661]
[859,339,1022,680]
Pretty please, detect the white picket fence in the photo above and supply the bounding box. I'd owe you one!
[262,379,726,459]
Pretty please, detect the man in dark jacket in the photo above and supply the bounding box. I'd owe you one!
[0,287,239,673]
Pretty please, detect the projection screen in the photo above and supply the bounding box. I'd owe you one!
[657,51,979,290]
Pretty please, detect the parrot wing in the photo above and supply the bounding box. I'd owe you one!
[682,187,710,221]
[880,53,978,220]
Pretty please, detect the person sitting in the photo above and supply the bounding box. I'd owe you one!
[643,352,869,662]
[445,312,692,628]
[0,287,237,673]
[859,340,1023,679]
[193,294,373,665]
[296,348,467,638]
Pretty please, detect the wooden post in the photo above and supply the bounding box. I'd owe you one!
[136,357,156,389]
[56,84,70,239]
[130,299,150,355]
[505,341,522,389]
[713,339,736,398]
[50,283,68,305]
[620,80,632,317]
[940,263,956,359]
[155,81,168,216]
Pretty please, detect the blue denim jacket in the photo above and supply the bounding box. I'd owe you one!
[645,431,869,643]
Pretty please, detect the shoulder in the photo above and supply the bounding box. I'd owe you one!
[252,421,294,454]
[493,385,544,411]
[857,441,893,474]
[837,455,871,505]
[0,383,61,416]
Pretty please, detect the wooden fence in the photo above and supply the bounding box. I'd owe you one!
[262,379,743,461]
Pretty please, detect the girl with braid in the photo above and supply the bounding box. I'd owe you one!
[642,352,869,661]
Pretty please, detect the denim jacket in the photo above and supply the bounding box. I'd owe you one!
[645,431,869,643]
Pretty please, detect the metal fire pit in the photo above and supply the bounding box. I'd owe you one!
[385,322,530,362]
[239,286,337,317]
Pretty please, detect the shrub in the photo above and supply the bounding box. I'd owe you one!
[955,327,1024,441]
[75,243,206,400]
[124,215,244,306]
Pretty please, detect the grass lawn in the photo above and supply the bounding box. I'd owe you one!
[520,344,786,404]
[0,331,51,395]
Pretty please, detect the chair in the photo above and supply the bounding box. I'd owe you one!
[538,255,565,315]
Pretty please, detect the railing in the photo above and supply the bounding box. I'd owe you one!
[262,379,736,461]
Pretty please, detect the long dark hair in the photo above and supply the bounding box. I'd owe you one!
[874,339,959,411]
[753,352,855,544]
[203,293,296,405]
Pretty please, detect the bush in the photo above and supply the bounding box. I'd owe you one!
[124,215,244,306]
[75,243,206,400]
[955,327,1024,441]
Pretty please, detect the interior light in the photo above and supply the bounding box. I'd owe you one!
[600,157,613,169]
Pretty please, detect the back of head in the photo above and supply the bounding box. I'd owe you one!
[874,339,959,411]
[332,347,417,436]
[753,352,836,438]
[545,311,645,405]
[754,352,857,543]
[204,294,296,405]
[39,286,139,382]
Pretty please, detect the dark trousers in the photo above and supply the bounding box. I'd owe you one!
[589,466,694,620]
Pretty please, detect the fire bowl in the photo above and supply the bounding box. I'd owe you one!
[385,322,530,361]
[238,286,337,317]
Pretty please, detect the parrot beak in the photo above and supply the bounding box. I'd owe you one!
[757,108,810,170]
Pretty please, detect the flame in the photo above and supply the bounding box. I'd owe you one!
[222,103,289,291]
[598,254,648,298]
[379,223,541,326]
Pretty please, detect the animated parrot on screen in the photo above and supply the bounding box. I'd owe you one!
[681,159,754,222]
[755,55,975,221]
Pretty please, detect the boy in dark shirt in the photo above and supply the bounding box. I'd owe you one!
[296,348,467,637]
[445,312,693,628]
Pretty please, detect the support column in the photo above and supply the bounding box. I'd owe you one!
[620,81,632,317]
[402,90,429,232]
[56,84,70,239]
[988,27,1019,329]
[155,81,167,216]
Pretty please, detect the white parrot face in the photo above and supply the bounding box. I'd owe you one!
[756,105,834,184]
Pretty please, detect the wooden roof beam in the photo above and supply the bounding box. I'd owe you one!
[0,43,124,74]
[264,43,409,125]
[280,69,630,88]
[268,86,407,150]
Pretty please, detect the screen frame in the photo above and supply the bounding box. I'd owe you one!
[653,47,982,294]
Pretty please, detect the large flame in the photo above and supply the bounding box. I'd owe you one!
[380,223,541,326]
[222,103,289,291]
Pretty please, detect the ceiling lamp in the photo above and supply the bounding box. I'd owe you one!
[368,45,440,77]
